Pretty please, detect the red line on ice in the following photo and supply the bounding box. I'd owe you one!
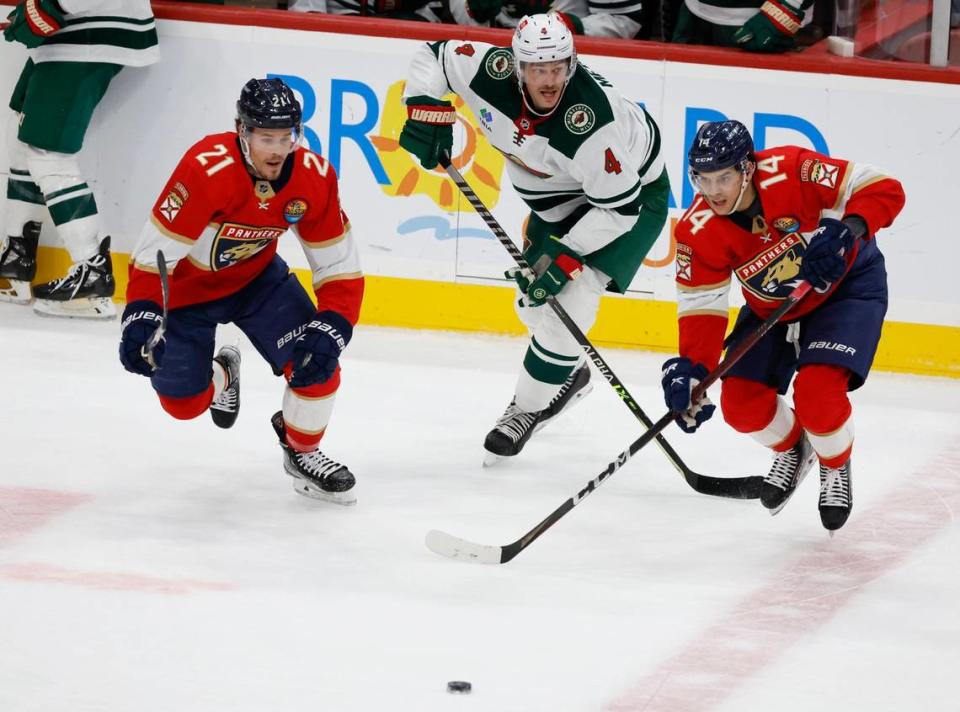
[0,563,234,594]
[0,487,89,549]
[0,487,233,594]
[605,446,960,712]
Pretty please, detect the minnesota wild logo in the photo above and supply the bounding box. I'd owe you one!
[564,104,595,134]
[485,49,514,80]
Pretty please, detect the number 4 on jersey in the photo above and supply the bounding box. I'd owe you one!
[604,148,622,175]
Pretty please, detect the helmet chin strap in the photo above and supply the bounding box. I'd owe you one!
[238,130,263,179]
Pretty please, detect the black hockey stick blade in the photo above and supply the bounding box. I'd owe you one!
[424,284,810,565]
[439,151,761,500]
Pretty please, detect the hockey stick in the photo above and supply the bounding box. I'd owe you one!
[439,153,760,500]
[141,249,169,370]
[426,281,812,564]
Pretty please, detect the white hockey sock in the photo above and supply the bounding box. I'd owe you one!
[807,415,855,462]
[748,397,797,449]
[25,145,101,263]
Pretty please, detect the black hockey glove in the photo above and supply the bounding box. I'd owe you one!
[399,96,455,171]
[661,357,715,433]
[289,310,353,388]
[799,217,856,292]
[119,300,165,376]
[4,0,65,49]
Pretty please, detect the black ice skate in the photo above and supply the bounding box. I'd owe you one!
[818,460,852,532]
[32,235,116,319]
[210,345,241,429]
[760,433,817,514]
[483,365,592,466]
[0,221,40,304]
[271,411,356,505]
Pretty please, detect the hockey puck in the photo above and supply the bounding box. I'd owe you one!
[446,681,472,694]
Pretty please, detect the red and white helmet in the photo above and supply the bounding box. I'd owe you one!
[512,13,577,84]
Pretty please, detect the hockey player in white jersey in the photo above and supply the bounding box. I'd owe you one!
[399,13,669,464]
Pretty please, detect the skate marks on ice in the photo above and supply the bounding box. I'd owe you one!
[0,487,233,594]
[605,443,960,712]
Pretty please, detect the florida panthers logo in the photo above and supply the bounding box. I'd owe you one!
[211,223,285,270]
[735,233,806,299]
[760,249,802,293]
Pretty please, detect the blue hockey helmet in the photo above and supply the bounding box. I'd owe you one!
[236,78,302,132]
[687,120,754,175]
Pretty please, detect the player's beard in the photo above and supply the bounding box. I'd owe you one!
[256,153,286,180]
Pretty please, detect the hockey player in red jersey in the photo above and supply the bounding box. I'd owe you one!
[119,78,364,505]
[661,120,904,531]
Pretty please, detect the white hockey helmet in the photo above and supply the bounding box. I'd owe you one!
[511,13,577,84]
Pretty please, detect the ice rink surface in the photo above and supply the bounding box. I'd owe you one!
[1,302,958,712]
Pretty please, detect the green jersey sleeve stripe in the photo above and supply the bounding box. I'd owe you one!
[521,193,587,212]
[62,16,155,27]
[514,185,585,197]
[41,27,158,50]
[587,175,642,206]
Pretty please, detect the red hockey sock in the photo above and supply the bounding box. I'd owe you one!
[158,384,215,420]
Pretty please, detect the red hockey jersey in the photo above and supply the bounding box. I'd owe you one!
[674,146,905,370]
[126,132,364,324]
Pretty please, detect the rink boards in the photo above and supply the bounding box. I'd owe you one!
[0,10,957,377]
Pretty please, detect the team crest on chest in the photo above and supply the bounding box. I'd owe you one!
[211,223,285,271]
[284,198,308,224]
[735,233,806,299]
[485,49,514,80]
[564,104,595,134]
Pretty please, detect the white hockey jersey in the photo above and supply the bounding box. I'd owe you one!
[30,0,158,66]
[403,40,664,262]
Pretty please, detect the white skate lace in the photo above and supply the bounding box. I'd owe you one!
[819,466,850,507]
[294,450,346,481]
[494,404,540,444]
[210,386,237,412]
[766,445,803,491]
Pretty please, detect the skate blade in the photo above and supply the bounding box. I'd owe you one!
[0,278,33,304]
[33,296,116,320]
[290,477,357,505]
